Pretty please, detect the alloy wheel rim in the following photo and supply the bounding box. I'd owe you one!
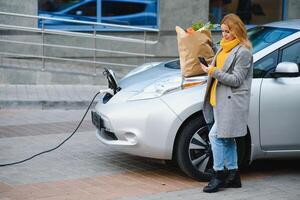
[188,126,212,173]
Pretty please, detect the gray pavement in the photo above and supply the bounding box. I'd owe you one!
[0,109,300,199]
[0,86,300,199]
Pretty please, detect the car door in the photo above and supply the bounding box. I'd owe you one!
[260,39,300,150]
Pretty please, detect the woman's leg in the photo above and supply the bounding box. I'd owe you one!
[209,128,225,171]
[223,138,242,188]
[209,109,225,171]
[224,138,238,170]
[204,114,226,193]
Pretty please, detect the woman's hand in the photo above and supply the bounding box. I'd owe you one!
[200,63,209,73]
[200,63,216,76]
[200,63,214,73]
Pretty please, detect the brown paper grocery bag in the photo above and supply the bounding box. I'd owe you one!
[176,26,215,77]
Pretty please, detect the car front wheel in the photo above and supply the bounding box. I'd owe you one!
[175,115,213,181]
[175,114,247,181]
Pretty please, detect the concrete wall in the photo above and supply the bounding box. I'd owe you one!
[286,0,300,19]
[0,0,37,27]
[0,0,211,84]
[160,0,209,31]
[9,0,300,85]
[0,0,210,57]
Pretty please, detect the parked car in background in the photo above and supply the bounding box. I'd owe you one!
[38,0,158,30]
[92,19,300,181]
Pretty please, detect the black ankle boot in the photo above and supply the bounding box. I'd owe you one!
[224,169,242,188]
[203,170,225,193]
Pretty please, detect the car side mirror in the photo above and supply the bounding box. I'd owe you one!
[270,62,299,78]
[76,10,83,16]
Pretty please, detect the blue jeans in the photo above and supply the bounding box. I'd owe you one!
[209,110,238,171]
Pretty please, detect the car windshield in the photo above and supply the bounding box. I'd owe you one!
[249,26,297,54]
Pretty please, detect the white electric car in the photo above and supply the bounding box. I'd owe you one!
[92,19,300,181]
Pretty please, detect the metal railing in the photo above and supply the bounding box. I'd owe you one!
[0,11,160,75]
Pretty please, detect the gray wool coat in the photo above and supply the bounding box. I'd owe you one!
[203,44,253,138]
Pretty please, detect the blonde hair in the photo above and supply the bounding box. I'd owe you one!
[221,13,252,50]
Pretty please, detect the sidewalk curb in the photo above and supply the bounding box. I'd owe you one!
[0,100,97,110]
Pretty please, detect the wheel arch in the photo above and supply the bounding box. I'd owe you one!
[171,110,204,160]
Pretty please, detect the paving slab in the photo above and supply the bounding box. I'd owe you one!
[0,110,300,200]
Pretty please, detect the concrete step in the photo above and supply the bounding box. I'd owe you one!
[0,84,107,109]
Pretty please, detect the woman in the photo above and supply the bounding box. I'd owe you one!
[200,13,253,193]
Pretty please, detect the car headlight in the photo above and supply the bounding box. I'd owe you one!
[128,75,207,101]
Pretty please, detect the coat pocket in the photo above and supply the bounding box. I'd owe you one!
[231,88,249,94]
[231,89,250,111]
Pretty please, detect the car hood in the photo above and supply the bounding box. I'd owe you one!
[118,61,181,92]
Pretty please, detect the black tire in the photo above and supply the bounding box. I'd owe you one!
[236,134,248,167]
[175,114,246,181]
[175,115,212,181]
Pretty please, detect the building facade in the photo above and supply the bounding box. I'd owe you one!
[0,0,299,84]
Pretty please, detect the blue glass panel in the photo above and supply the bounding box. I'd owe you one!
[38,0,159,31]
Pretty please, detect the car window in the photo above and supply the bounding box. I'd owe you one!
[102,1,146,16]
[248,27,296,54]
[281,40,300,67]
[253,50,278,78]
[67,2,96,16]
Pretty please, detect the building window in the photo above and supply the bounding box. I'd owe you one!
[38,0,159,31]
[209,0,284,25]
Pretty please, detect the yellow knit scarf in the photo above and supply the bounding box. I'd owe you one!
[209,38,240,107]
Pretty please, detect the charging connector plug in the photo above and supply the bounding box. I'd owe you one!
[99,88,114,95]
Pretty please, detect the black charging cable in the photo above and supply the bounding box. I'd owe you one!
[0,92,101,167]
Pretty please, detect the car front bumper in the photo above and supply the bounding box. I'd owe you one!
[92,92,182,160]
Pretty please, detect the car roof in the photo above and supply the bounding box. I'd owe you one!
[263,19,300,30]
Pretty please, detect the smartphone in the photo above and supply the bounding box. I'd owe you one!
[198,57,208,67]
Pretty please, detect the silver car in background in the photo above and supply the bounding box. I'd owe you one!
[92,19,300,181]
